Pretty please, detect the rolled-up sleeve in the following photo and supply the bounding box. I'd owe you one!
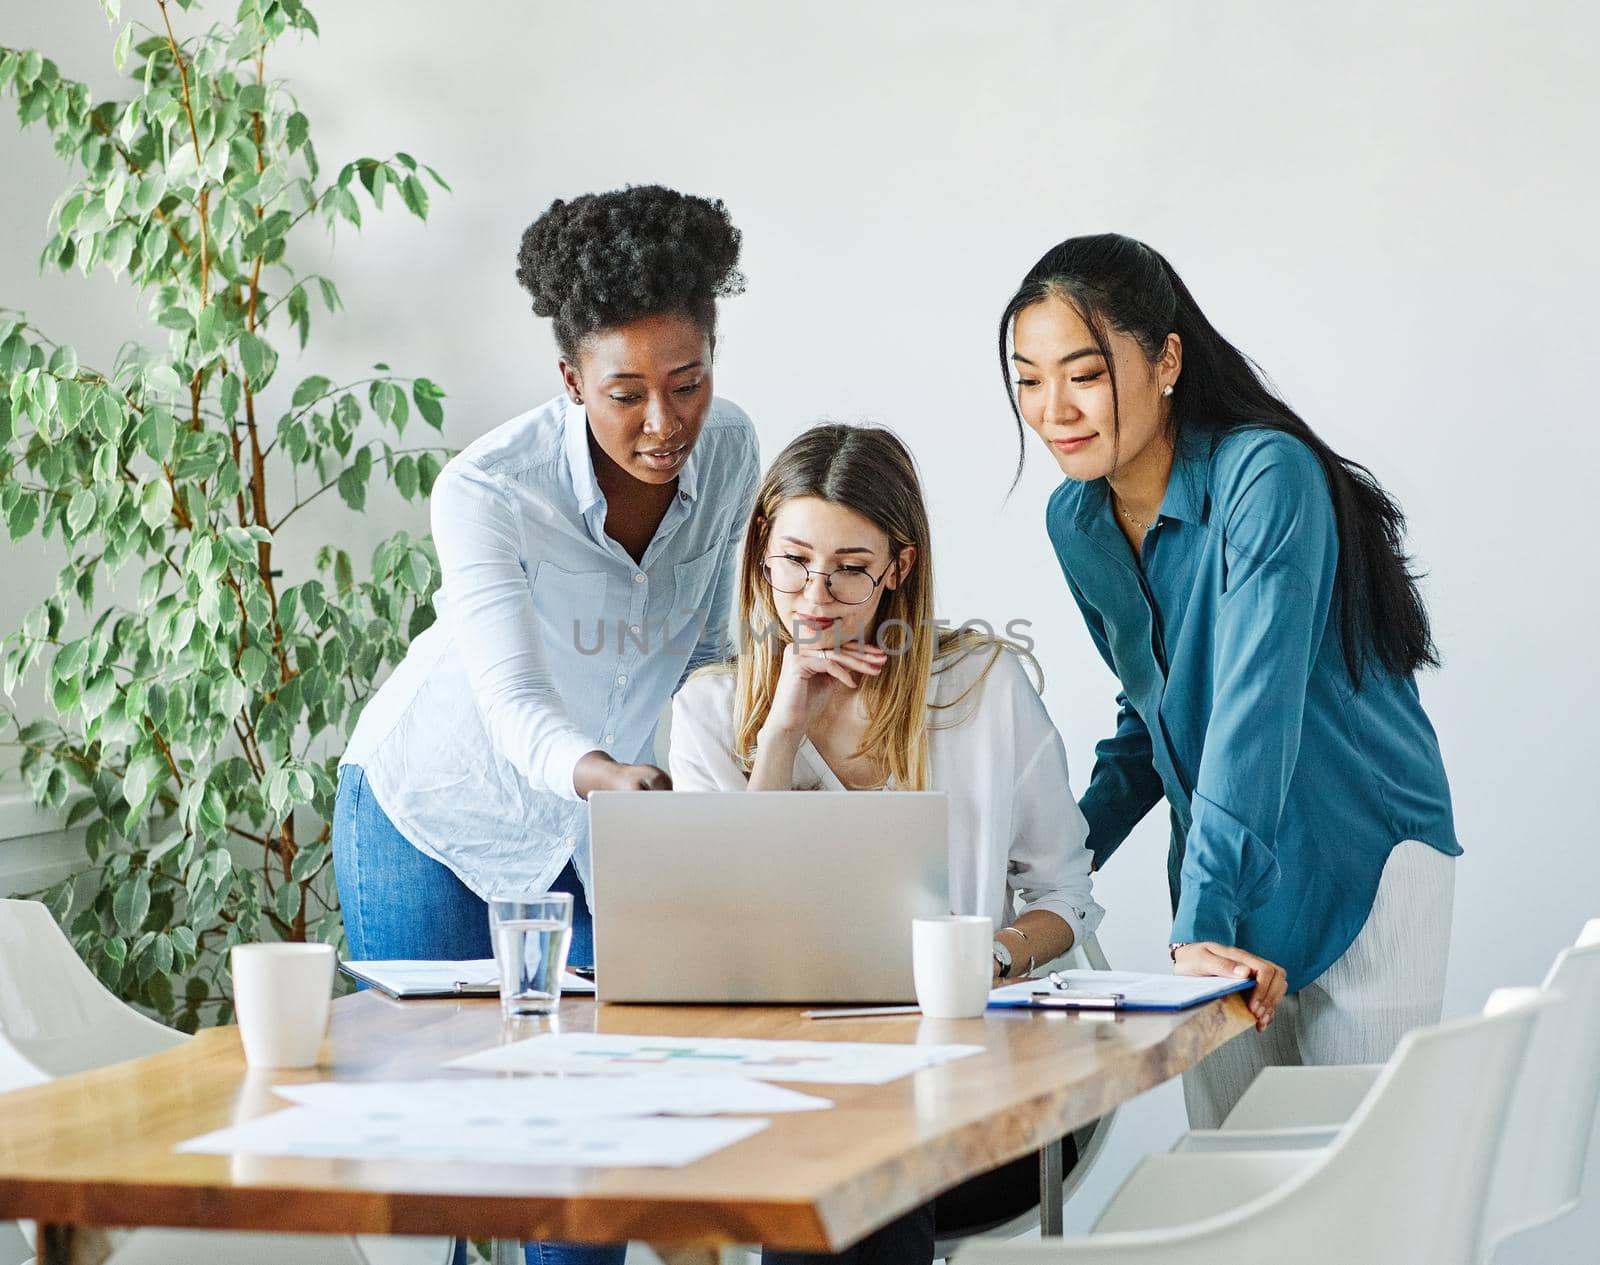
[1008,701,1105,948]
[1170,440,1339,946]
[430,460,595,801]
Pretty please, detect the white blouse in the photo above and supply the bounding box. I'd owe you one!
[668,646,1104,946]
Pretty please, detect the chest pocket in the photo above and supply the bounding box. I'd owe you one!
[668,545,722,645]
[531,560,608,649]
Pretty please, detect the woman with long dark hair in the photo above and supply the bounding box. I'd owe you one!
[1000,233,1459,1128]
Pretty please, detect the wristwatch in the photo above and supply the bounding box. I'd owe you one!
[992,938,1014,980]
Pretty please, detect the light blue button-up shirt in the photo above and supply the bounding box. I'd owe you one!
[1047,426,1460,991]
[343,394,759,903]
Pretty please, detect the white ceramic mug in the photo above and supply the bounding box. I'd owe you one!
[912,915,993,1019]
[230,942,336,1069]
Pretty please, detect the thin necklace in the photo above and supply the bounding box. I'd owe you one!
[1113,494,1157,533]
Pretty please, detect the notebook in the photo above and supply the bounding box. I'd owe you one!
[988,969,1254,1012]
[340,958,596,1000]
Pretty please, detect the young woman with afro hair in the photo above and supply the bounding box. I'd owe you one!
[334,187,758,1261]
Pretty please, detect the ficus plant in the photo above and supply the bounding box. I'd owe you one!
[0,0,453,1030]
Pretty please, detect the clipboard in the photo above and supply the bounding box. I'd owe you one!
[988,969,1255,1012]
[340,959,596,1000]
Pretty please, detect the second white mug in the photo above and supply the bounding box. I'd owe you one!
[912,915,993,1019]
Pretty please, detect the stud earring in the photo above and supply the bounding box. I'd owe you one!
[1162,384,1175,397]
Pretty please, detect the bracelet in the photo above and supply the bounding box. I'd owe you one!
[1169,942,1190,962]
[997,925,1035,976]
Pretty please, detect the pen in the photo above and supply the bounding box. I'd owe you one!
[803,1005,923,1020]
[1027,991,1123,1008]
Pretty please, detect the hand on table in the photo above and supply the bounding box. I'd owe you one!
[1172,942,1288,1032]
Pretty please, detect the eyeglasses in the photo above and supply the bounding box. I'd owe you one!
[761,554,897,606]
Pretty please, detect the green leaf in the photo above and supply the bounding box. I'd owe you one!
[286,111,310,152]
[113,870,151,936]
[413,377,445,428]
[238,332,274,386]
[393,454,418,500]
[47,343,79,377]
[143,363,182,399]
[112,22,133,71]
[139,405,176,460]
[81,670,117,722]
[292,374,332,407]
[417,452,443,495]
[147,830,188,868]
[336,465,366,511]
[122,752,166,812]
[66,489,97,535]
[7,492,40,541]
[274,879,301,924]
[404,551,432,592]
[399,173,429,220]
[139,478,172,528]
[358,161,387,208]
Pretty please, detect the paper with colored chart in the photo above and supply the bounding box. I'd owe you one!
[445,1032,983,1084]
[177,1106,766,1168]
[273,1075,832,1118]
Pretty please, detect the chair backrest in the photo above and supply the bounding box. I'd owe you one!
[0,898,185,1080]
[1482,922,1600,1249]
[1284,988,1549,1262]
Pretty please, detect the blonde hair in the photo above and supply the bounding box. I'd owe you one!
[713,423,1036,790]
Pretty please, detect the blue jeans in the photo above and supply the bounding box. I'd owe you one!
[333,765,619,1265]
[332,764,595,967]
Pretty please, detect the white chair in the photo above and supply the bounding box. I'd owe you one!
[931,932,1120,1260]
[955,988,1550,1265]
[0,899,451,1265]
[1173,919,1600,1258]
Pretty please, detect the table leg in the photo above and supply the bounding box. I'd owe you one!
[655,1248,722,1265]
[37,1224,113,1265]
[1038,1136,1065,1236]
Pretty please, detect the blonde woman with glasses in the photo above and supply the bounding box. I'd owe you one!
[668,423,1103,1265]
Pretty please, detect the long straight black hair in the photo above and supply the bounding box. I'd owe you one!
[999,233,1436,684]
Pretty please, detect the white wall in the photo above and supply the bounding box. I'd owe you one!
[3,2,1597,1258]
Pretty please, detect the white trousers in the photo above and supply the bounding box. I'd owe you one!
[1182,839,1457,1130]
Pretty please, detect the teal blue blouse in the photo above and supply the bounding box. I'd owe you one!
[1047,427,1459,992]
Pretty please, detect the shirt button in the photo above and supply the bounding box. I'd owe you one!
[561,836,574,848]
[616,674,628,685]
[679,491,689,503]
[628,624,641,636]
[604,734,615,745]
[633,572,645,584]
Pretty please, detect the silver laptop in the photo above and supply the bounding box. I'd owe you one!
[588,791,949,1004]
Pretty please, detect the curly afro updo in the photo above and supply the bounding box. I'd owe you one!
[515,185,745,360]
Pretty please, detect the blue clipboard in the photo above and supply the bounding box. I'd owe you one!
[988,972,1255,1013]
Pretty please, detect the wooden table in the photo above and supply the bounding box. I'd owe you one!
[0,990,1251,1263]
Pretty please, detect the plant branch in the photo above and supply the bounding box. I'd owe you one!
[270,441,450,531]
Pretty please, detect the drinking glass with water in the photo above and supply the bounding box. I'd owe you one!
[488,892,574,1017]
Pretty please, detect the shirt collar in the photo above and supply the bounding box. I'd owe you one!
[562,397,603,515]
[1156,430,1214,525]
[1070,430,1214,534]
[563,396,704,510]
